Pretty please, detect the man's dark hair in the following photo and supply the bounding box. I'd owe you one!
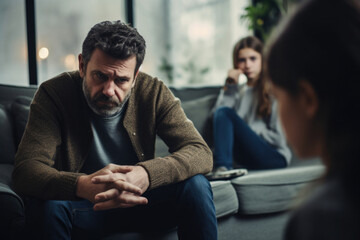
[82,20,146,74]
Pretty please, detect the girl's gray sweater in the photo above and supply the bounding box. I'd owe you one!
[212,83,292,164]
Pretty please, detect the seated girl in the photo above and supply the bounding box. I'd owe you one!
[211,36,291,173]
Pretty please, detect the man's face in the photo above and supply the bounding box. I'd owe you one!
[79,48,138,116]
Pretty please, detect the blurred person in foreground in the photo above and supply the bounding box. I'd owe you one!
[266,0,360,239]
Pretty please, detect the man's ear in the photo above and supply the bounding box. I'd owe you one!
[78,54,85,78]
[297,80,319,119]
[132,70,139,88]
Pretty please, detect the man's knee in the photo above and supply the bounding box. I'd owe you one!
[28,199,72,228]
[43,200,71,216]
[177,175,216,225]
[180,175,213,203]
[25,199,73,238]
[184,174,211,189]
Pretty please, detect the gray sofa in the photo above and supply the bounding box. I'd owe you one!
[0,82,324,240]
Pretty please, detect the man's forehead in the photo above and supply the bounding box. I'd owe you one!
[88,49,137,75]
[90,49,136,64]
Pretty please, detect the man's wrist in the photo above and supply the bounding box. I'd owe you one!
[76,175,89,199]
[132,165,150,193]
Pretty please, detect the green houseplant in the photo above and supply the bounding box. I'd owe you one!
[241,0,285,42]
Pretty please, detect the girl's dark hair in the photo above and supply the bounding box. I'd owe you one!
[233,36,271,119]
[82,20,146,75]
[266,0,360,183]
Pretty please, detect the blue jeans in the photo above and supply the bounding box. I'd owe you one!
[213,107,286,170]
[25,175,217,240]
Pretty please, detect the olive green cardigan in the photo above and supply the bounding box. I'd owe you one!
[13,71,213,200]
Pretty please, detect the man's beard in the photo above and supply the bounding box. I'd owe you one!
[82,77,131,117]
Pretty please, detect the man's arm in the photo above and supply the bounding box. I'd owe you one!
[128,78,213,190]
[80,76,212,209]
[12,84,82,200]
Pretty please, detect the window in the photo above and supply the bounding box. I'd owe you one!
[35,0,126,84]
[0,0,252,86]
[135,0,251,86]
[0,0,28,86]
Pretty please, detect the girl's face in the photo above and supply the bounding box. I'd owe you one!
[271,82,324,159]
[236,48,262,83]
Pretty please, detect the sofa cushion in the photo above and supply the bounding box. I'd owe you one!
[210,180,238,218]
[0,104,16,164]
[231,165,325,215]
[10,96,32,147]
[181,94,217,135]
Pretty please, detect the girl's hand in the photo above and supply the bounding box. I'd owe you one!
[226,69,243,84]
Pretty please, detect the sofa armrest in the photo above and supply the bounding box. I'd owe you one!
[0,105,16,164]
[0,163,25,238]
[231,165,325,215]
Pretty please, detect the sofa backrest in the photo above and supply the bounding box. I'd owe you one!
[169,85,221,102]
[0,84,37,106]
[0,85,36,164]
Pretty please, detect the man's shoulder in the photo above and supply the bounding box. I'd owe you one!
[131,72,176,108]
[134,72,169,93]
[136,72,161,86]
[38,71,82,98]
[36,71,83,104]
[40,71,81,90]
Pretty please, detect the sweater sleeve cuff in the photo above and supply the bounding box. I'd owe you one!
[56,172,85,200]
[136,158,168,190]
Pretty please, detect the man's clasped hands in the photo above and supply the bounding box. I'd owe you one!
[76,164,150,211]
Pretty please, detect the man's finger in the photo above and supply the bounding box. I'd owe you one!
[93,194,148,211]
[91,173,124,184]
[94,188,120,203]
[111,179,142,195]
[92,176,142,195]
[106,164,134,173]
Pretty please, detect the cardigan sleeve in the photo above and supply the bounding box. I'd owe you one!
[136,81,213,190]
[12,81,83,200]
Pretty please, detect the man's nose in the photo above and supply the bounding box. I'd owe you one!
[102,80,115,97]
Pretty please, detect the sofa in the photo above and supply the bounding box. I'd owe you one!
[0,82,325,240]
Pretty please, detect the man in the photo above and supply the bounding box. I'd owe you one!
[13,20,217,239]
